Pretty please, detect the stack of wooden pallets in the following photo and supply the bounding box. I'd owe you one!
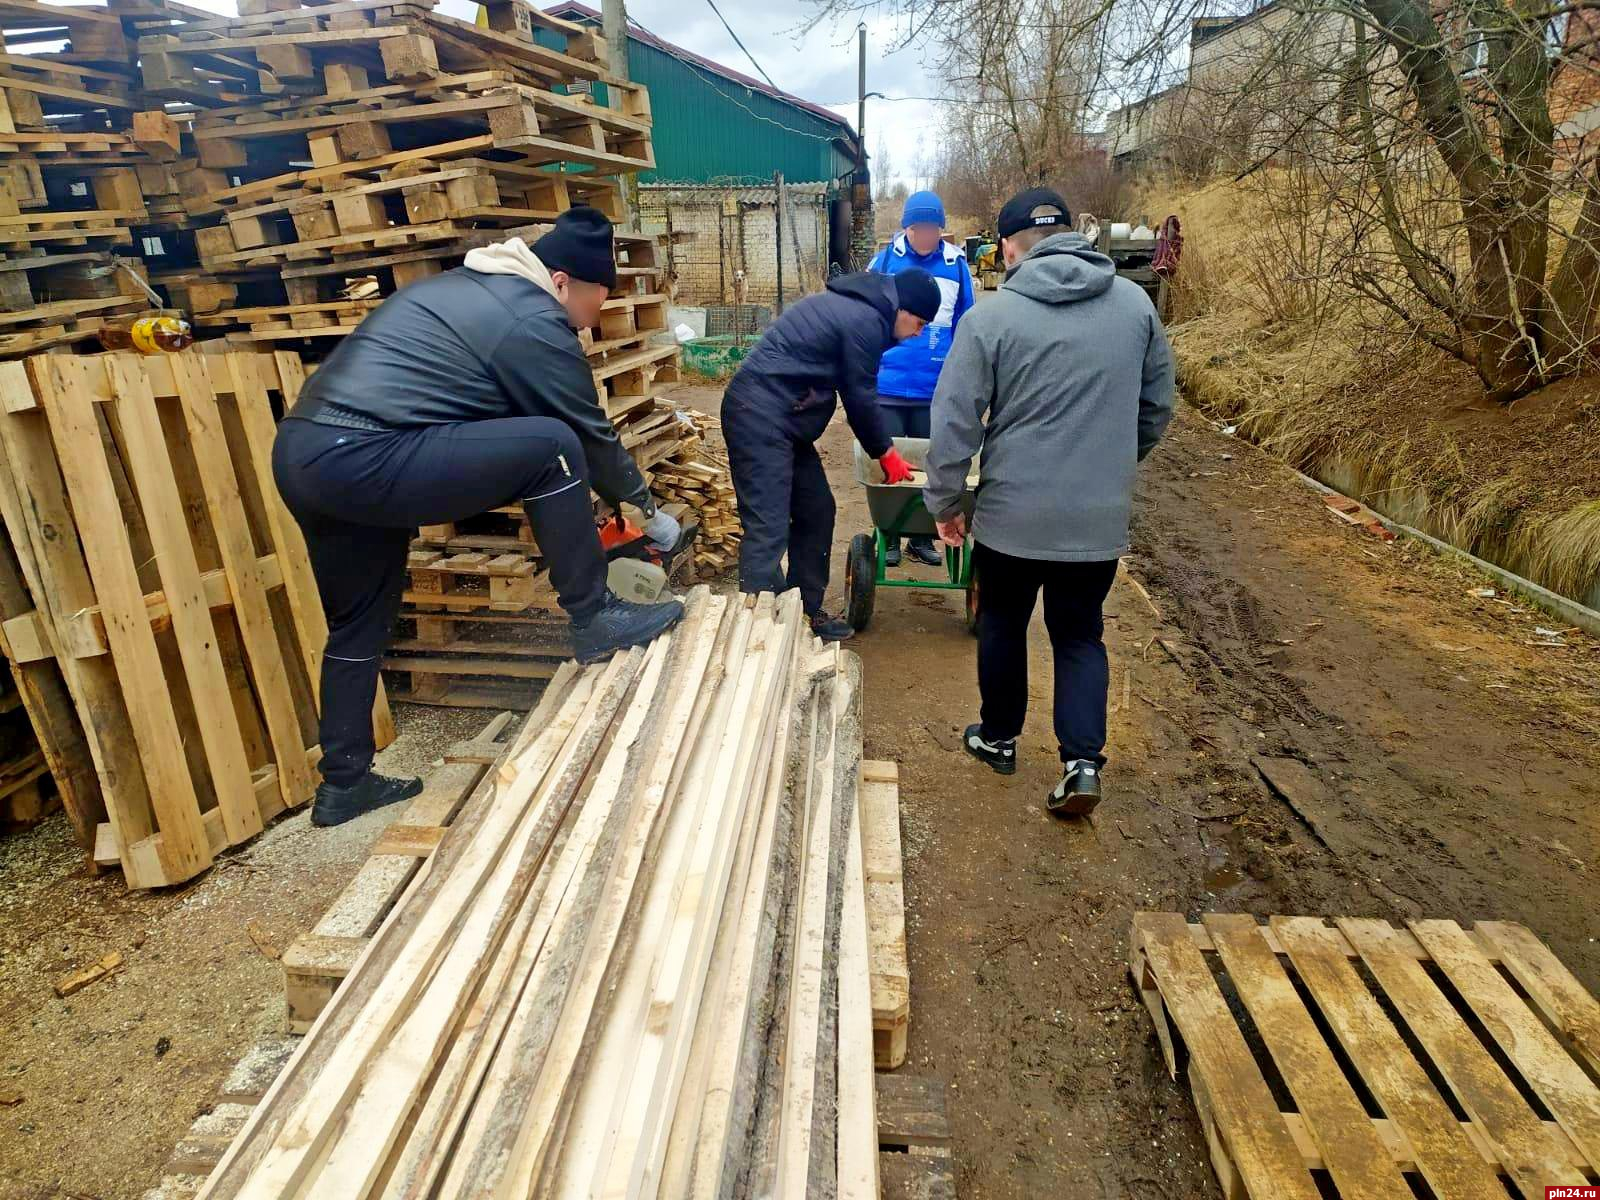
[130,0,645,327]
[199,588,885,1198]
[0,349,395,888]
[0,0,204,354]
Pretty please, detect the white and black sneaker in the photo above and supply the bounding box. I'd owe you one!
[1047,760,1103,817]
[963,723,1017,776]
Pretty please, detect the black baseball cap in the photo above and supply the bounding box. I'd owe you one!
[996,187,1072,240]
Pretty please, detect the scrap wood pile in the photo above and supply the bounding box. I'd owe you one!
[651,398,741,575]
[0,348,394,888]
[200,587,882,1199]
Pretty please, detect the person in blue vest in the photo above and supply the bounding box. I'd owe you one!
[868,189,975,566]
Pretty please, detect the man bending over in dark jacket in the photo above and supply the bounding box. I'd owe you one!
[722,268,941,641]
[273,207,684,828]
[925,188,1175,816]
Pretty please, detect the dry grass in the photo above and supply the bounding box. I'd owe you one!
[1151,174,1600,604]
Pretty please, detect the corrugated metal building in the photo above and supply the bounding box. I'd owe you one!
[542,3,868,303]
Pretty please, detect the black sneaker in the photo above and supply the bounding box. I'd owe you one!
[809,611,855,642]
[885,542,902,568]
[311,771,423,827]
[1047,760,1103,817]
[963,723,1017,775]
[907,537,942,567]
[573,591,685,663]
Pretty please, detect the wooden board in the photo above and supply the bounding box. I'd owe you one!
[1132,913,1600,1199]
[280,713,513,1032]
[861,758,910,1069]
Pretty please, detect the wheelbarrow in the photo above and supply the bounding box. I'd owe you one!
[845,438,978,633]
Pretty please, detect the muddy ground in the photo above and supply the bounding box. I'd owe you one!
[1,386,1597,1199]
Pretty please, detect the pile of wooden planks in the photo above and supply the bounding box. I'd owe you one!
[0,348,395,888]
[1131,911,1600,1199]
[202,587,883,1198]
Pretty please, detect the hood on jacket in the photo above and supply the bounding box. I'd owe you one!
[462,237,562,301]
[826,271,898,337]
[1003,232,1116,305]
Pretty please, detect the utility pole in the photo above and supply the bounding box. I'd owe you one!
[602,0,628,82]
[856,23,866,174]
[849,23,874,270]
[601,0,637,229]
[774,170,785,314]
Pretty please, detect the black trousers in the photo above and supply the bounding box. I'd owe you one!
[721,395,834,616]
[272,416,607,787]
[878,402,935,551]
[877,402,930,439]
[974,543,1119,767]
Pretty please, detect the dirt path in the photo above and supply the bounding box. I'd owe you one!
[814,401,1600,1198]
[1,387,1596,1199]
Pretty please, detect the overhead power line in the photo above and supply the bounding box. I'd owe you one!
[701,0,780,91]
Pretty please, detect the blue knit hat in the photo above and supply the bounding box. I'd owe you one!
[901,189,945,229]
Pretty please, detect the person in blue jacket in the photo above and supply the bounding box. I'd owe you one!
[868,190,975,566]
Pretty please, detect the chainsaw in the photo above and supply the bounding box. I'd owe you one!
[597,513,700,602]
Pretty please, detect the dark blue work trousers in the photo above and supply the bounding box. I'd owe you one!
[721,392,834,616]
[272,415,606,786]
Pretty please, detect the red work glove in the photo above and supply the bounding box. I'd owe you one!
[878,447,915,485]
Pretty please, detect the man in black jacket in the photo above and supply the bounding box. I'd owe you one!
[722,269,940,640]
[273,207,683,827]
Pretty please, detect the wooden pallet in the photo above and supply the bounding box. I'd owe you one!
[1130,912,1600,1199]
[281,711,516,1032]
[139,0,617,105]
[0,349,395,889]
[878,1074,957,1200]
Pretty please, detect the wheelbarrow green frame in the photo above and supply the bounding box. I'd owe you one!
[845,489,977,633]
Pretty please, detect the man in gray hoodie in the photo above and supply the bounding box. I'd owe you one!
[923,187,1175,816]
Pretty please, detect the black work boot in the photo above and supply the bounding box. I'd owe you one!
[809,611,855,643]
[1047,759,1103,817]
[311,771,423,827]
[884,541,902,568]
[963,723,1017,775]
[572,590,684,664]
[907,536,942,567]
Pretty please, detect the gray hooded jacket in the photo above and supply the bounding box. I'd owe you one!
[923,232,1175,561]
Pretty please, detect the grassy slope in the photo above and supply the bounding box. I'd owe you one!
[1140,176,1600,604]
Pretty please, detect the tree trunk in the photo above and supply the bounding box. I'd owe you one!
[1547,167,1600,369]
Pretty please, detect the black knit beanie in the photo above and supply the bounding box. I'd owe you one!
[893,268,941,322]
[533,206,617,288]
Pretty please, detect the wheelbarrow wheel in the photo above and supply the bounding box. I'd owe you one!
[846,532,876,631]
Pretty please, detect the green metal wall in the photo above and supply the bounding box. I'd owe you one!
[537,26,856,184]
[625,41,855,185]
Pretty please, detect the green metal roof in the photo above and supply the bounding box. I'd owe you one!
[541,4,860,186]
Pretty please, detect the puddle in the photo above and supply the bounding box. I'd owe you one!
[1204,844,1246,893]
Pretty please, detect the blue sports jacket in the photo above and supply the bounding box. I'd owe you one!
[868,233,975,403]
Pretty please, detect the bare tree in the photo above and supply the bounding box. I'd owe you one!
[812,0,1600,401]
